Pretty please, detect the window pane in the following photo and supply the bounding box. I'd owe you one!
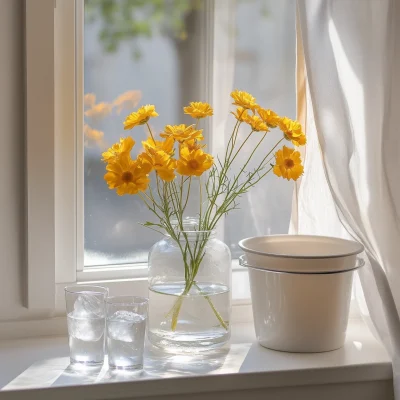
[83,0,207,266]
[83,0,296,266]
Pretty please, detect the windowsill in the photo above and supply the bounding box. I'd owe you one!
[77,258,245,282]
[0,319,393,400]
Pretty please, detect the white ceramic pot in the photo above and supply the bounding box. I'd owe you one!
[238,235,364,353]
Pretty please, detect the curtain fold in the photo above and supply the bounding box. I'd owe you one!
[295,0,400,396]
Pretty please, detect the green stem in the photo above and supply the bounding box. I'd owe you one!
[168,254,228,332]
[201,120,244,228]
[194,283,228,330]
[226,129,254,169]
[146,122,156,143]
[206,131,267,230]
[182,177,192,213]
[198,176,203,230]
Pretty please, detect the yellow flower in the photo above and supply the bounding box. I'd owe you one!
[140,149,177,182]
[124,105,158,130]
[245,115,269,132]
[104,153,152,195]
[183,102,214,119]
[231,107,249,122]
[257,107,281,128]
[230,89,258,111]
[176,147,213,177]
[278,117,307,146]
[273,146,304,181]
[142,136,175,155]
[102,137,135,163]
[182,139,206,152]
[160,124,204,143]
[292,134,307,146]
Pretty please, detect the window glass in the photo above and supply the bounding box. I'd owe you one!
[83,0,295,266]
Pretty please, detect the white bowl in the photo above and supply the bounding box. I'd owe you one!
[239,235,364,273]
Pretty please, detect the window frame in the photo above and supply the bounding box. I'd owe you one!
[25,0,251,311]
[25,0,56,308]
[25,0,80,310]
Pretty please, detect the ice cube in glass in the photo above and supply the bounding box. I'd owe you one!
[106,296,148,370]
[65,285,108,365]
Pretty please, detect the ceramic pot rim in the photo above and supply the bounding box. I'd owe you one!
[239,255,364,275]
[238,234,364,260]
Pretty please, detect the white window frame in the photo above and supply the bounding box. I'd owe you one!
[25,0,251,315]
[26,0,56,309]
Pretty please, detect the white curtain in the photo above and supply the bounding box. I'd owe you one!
[294,0,400,396]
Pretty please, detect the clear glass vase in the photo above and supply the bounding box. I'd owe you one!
[147,221,232,352]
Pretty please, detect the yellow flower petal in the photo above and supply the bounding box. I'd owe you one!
[183,139,206,152]
[278,117,306,146]
[123,105,158,130]
[257,107,281,128]
[273,145,304,181]
[140,149,177,182]
[183,102,213,119]
[102,137,135,163]
[176,147,214,177]
[104,152,152,195]
[231,107,249,122]
[160,124,204,143]
[230,90,258,111]
[245,115,269,132]
[142,136,175,155]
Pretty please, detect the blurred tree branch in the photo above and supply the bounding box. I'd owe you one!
[85,0,203,60]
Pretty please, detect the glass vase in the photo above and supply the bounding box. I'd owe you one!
[147,221,231,352]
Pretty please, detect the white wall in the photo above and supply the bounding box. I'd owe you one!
[0,0,26,320]
[0,0,58,324]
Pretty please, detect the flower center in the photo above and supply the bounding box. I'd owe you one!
[188,160,199,170]
[284,159,295,169]
[121,171,134,183]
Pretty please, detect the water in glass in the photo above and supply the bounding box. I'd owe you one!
[67,294,106,364]
[107,310,146,369]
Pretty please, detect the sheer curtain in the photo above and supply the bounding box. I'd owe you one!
[294,0,400,396]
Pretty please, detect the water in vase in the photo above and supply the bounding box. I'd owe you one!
[148,282,231,351]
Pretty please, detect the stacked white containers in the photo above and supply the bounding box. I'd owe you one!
[239,235,364,353]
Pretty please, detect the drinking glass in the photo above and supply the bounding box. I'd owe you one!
[65,285,109,365]
[106,296,148,370]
